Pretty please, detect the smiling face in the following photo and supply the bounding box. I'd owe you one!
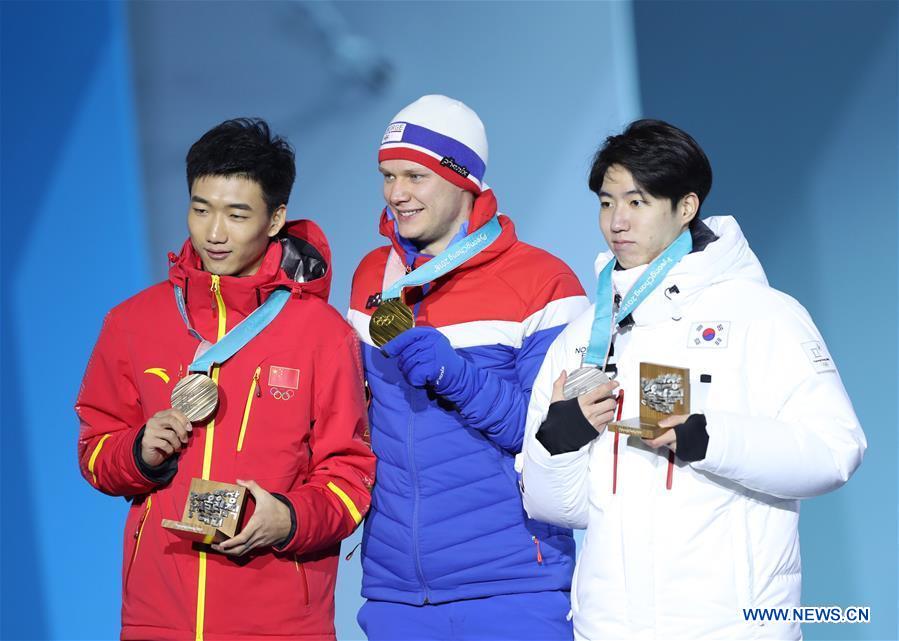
[379,159,473,255]
[187,175,285,277]
[599,164,697,269]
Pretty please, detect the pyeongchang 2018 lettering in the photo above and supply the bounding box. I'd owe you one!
[621,256,672,311]
[742,606,870,624]
[430,232,489,272]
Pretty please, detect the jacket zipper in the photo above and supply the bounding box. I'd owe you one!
[532,536,544,565]
[294,556,310,606]
[125,497,152,589]
[404,280,431,603]
[407,405,431,603]
[237,367,261,452]
[196,274,226,641]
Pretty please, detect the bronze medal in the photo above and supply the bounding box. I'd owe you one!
[369,298,415,348]
[171,373,219,422]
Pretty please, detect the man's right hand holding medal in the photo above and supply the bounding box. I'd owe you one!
[141,409,193,467]
[551,371,619,433]
[534,371,619,456]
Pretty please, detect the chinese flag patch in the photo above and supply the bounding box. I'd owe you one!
[268,366,300,390]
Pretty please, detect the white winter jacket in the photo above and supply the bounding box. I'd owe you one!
[520,216,866,640]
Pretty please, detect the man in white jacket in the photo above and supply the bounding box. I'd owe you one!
[520,119,866,640]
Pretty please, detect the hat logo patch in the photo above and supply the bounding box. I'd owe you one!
[382,122,406,144]
[440,156,470,178]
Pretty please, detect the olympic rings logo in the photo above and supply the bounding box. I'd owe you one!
[372,314,396,327]
[270,388,295,401]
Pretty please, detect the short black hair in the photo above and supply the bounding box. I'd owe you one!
[186,118,296,214]
[588,119,712,222]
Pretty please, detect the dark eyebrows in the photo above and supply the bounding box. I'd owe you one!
[598,189,647,199]
[190,195,252,211]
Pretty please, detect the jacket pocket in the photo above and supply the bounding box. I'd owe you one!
[294,555,309,606]
[124,496,152,593]
[237,366,262,452]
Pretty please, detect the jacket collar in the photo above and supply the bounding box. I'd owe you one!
[167,219,333,319]
[377,188,517,271]
[598,216,769,327]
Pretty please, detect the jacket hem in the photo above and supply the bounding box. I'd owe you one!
[122,625,336,641]
[362,575,572,605]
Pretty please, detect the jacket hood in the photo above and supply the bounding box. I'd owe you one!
[168,219,332,312]
[377,187,517,271]
[594,216,768,326]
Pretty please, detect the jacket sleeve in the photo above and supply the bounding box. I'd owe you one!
[76,310,161,496]
[692,302,866,499]
[443,273,589,453]
[520,322,593,530]
[275,329,375,555]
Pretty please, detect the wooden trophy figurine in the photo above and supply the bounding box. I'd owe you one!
[609,362,690,439]
[162,478,249,544]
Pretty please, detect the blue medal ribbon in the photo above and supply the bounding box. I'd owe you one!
[174,285,291,374]
[381,216,503,299]
[585,230,693,367]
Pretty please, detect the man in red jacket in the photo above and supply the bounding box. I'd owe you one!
[76,118,374,641]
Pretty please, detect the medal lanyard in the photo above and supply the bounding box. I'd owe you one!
[174,284,291,374]
[381,216,502,300]
[584,230,692,368]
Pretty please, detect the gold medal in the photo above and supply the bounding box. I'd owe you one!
[171,373,219,422]
[369,298,415,348]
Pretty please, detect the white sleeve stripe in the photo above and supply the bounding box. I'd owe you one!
[347,308,375,347]
[439,320,522,349]
[348,295,589,350]
[522,295,590,337]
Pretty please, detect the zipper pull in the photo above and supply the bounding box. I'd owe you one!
[254,367,262,397]
[210,275,220,311]
[345,541,362,561]
[532,536,543,565]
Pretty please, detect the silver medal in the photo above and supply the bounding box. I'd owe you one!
[562,366,611,400]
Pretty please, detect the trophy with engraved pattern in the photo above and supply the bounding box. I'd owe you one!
[609,362,690,439]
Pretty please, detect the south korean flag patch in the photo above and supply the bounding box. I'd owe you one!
[689,321,731,348]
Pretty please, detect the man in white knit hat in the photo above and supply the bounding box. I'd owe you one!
[346,95,589,639]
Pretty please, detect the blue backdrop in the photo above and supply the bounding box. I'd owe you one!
[1,2,895,640]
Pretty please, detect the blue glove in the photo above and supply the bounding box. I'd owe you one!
[381,327,467,392]
[383,326,527,452]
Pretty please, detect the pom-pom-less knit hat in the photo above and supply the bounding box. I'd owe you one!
[379,95,488,194]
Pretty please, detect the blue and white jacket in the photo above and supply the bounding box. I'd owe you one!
[348,189,589,604]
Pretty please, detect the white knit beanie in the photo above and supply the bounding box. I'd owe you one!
[379,95,488,193]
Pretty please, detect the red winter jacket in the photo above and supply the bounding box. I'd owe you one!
[76,220,374,641]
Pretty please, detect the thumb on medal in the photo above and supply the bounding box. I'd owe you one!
[381,327,418,356]
[382,326,437,357]
[551,370,568,403]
